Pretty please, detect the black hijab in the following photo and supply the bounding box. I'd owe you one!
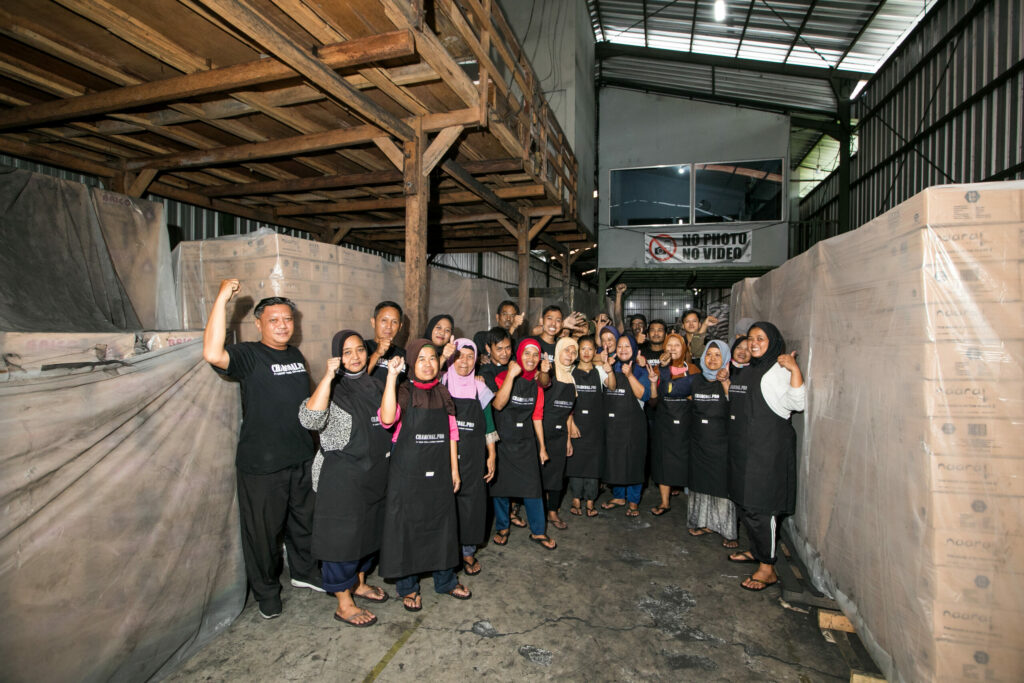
[422,313,454,345]
[748,321,786,368]
[398,338,456,416]
[330,330,382,410]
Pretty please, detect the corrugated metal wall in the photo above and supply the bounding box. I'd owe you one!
[1,154,571,289]
[797,0,1023,245]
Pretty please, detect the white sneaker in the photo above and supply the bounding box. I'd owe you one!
[258,608,281,620]
[290,578,325,593]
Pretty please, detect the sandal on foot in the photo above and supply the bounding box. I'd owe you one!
[353,585,389,603]
[586,506,599,517]
[670,489,682,497]
[550,518,568,530]
[492,529,510,546]
[650,505,671,516]
[530,534,557,550]
[463,557,482,575]
[625,506,640,517]
[722,539,740,549]
[447,583,472,600]
[509,515,527,528]
[600,500,625,510]
[402,593,422,612]
[728,550,757,564]
[741,576,779,592]
[569,505,582,516]
[688,527,712,537]
[334,609,377,627]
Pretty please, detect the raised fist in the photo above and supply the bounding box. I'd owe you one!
[387,356,405,376]
[507,360,522,378]
[218,278,240,300]
[324,357,341,379]
[615,283,627,295]
[539,357,552,375]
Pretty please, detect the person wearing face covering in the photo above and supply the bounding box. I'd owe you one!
[443,339,498,576]
[725,322,805,592]
[648,332,694,517]
[300,331,391,627]
[541,336,579,530]
[489,338,556,550]
[601,333,657,517]
[378,339,470,612]
[423,314,456,368]
[687,339,739,550]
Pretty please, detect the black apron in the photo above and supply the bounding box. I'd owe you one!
[567,367,604,478]
[541,379,576,491]
[689,375,730,498]
[602,371,647,485]
[650,367,692,488]
[312,389,391,562]
[727,363,797,514]
[453,395,488,546]
[489,376,543,498]
[379,400,459,578]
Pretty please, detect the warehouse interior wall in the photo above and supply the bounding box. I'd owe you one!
[597,87,791,270]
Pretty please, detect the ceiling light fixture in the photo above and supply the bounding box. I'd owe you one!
[714,0,727,22]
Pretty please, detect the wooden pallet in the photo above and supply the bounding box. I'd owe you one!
[817,609,887,682]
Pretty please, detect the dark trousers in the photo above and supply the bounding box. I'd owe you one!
[236,460,318,610]
[567,476,599,501]
[322,554,375,593]
[544,487,566,512]
[740,509,779,565]
[396,569,458,596]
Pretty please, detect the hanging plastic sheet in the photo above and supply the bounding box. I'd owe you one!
[731,181,1024,682]
[0,340,245,682]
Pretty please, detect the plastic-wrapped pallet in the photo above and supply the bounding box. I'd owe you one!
[731,181,1023,683]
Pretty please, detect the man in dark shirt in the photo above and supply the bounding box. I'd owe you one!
[203,278,320,620]
[365,300,406,382]
[640,318,667,361]
[479,326,513,391]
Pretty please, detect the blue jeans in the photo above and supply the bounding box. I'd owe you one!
[612,485,642,504]
[462,545,476,557]
[396,568,458,596]
[493,496,546,535]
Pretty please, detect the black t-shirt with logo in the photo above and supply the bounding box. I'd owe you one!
[530,336,557,365]
[214,342,315,474]
[365,339,406,382]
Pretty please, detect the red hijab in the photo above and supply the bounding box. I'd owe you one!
[496,337,541,384]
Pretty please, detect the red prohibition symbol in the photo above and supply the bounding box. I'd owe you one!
[649,234,676,262]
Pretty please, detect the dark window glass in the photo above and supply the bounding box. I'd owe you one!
[610,165,690,227]
[693,159,783,223]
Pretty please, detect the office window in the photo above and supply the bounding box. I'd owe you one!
[693,159,784,223]
[610,164,690,227]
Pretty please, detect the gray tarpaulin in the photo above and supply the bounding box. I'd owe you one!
[0,340,245,682]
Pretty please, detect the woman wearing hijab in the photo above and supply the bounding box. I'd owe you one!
[489,338,556,550]
[542,336,579,530]
[443,339,498,576]
[598,325,619,362]
[299,331,390,627]
[688,340,737,548]
[730,336,751,375]
[567,336,615,517]
[649,333,693,517]
[379,339,470,612]
[424,314,457,367]
[601,333,657,516]
[726,322,805,592]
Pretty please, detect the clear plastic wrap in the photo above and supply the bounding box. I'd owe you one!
[731,181,1024,683]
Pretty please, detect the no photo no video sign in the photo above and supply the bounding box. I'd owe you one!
[644,230,752,264]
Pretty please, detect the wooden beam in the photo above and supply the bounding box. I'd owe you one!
[372,136,404,171]
[0,30,415,131]
[528,214,553,241]
[0,136,116,177]
[126,168,158,197]
[517,216,530,315]
[404,118,428,337]
[440,159,519,221]
[201,0,414,141]
[496,216,518,239]
[275,184,545,216]
[422,125,463,175]
[330,225,353,245]
[199,157,521,197]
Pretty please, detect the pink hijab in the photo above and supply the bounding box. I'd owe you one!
[443,338,494,408]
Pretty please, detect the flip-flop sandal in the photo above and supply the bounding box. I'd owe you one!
[509,515,528,528]
[447,583,472,600]
[728,551,758,564]
[670,489,681,497]
[530,534,557,550]
[741,576,779,592]
[586,507,599,517]
[402,593,422,612]
[722,539,740,549]
[688,527,712,537]
[550,518,568,530]
[353,585,389,603]
[650,506,671,516]
[625,507,640,517]
[600,500,625,510]
[569,505,583,516]
[463,557,482,575]
[492,529,510,545]
[334,609,377,627]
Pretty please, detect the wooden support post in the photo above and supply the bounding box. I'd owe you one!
[126,168,158,197]
[517,216,530,317]
[562,245,571,306]
[404,118,429,339]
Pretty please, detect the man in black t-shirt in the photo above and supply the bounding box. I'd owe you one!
[203,279,320,620]
[479,326,513,391]
[365,300,406,382]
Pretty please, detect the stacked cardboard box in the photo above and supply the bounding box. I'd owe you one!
[731,182,1023,682]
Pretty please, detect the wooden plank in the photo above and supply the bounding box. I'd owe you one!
[441,158,520,221]
[275,184,545,215]
[126,168,158,197]
[200,0,414,141]
[421,125,463,175]
[0,136,116,177]
[517,217,529,314]
[404,118,428,337]
[818,610,856,634]
[528,214,553,241]
[372,136,405,171]
[0,30,415,131]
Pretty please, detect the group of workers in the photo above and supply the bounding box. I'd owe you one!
[203,278,805,628]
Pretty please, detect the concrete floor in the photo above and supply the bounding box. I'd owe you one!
[167,494,849,682]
